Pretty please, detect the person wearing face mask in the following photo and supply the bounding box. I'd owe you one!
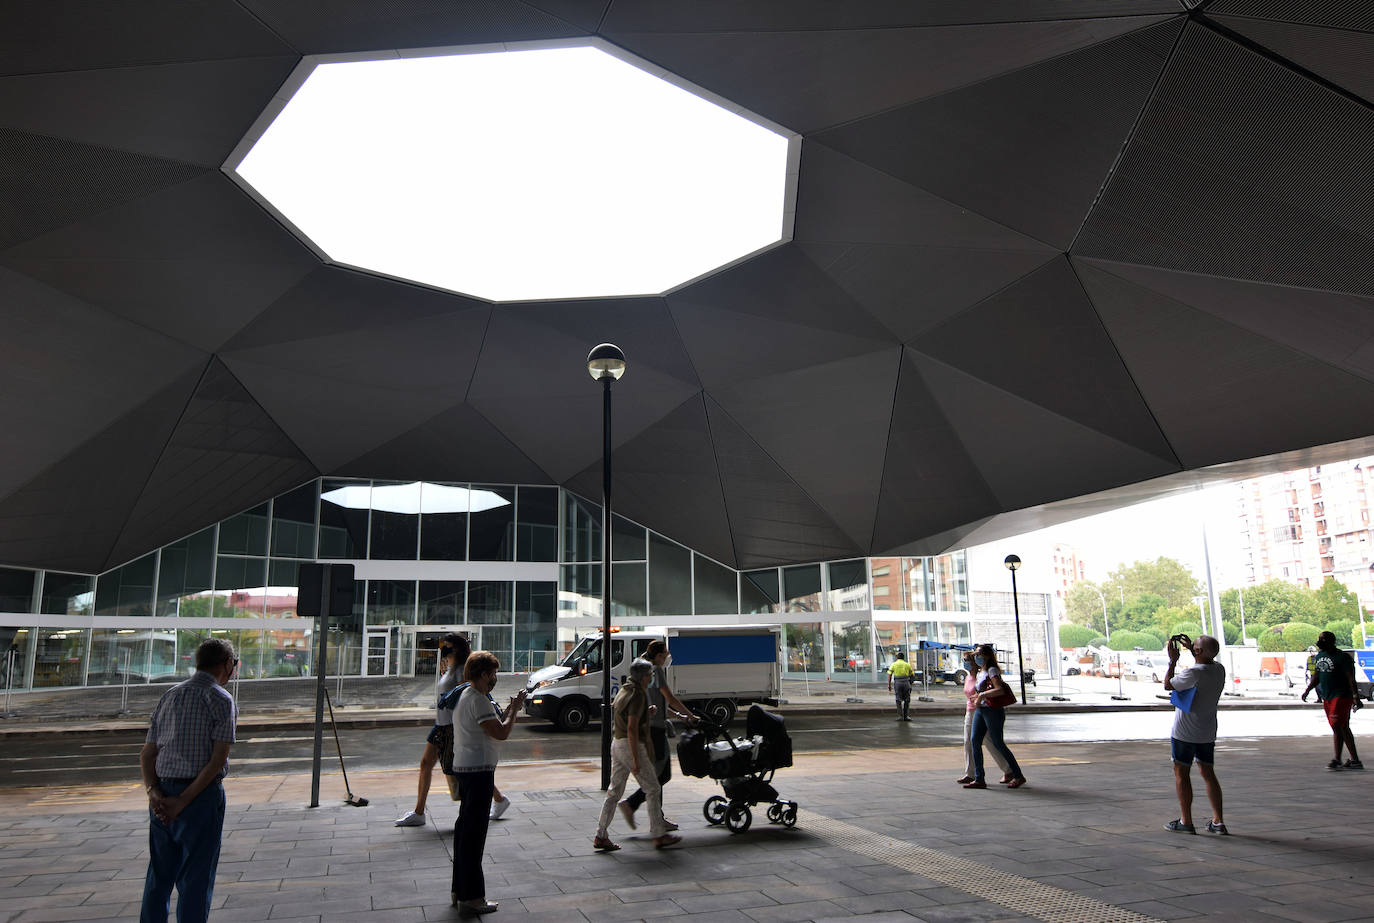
[620,641,697,831]
[450,650,526,915]
[965,644,1026,790]
[955,649,1010,785]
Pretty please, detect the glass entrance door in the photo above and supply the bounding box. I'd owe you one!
[363,627,390,676]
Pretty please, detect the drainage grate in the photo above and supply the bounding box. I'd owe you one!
[819,818,1163,923]
[522,789,594,802]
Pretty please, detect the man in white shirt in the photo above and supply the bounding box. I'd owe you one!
[1163,634,1228,835]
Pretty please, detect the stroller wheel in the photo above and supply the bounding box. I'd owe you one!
[725,803,752,834]
[780,804,798,828]
[703,795,728,826]
[766,804,782,823]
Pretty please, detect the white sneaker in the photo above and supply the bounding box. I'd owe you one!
[394,811,425,827]
[490,796,511,820]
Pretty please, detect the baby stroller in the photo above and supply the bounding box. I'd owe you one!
[676,704,798,833]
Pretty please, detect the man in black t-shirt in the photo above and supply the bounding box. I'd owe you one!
[1302,631,1363,771]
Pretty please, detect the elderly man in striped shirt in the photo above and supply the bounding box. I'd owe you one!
[139,638,238,923]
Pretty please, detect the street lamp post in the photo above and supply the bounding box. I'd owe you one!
[587,343,626,792]
[1004,555,1028,703]
[1091,586,1110,640]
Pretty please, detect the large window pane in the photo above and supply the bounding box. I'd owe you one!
[219,503,269,556]
[516,486,558,562]
[88,627,149,685]
[869,558,902,611]
[0,568,35,613]
[1,627,33,689]
[741,569,779,614]
[468,580,513,625]
[271,481,318,558]
[563,493,600,563]
[469,485,516,561]
[480,625,513,666]
[40,573,94,616]
[95,554,156,618]
[214,557,267,617]
[613,562,646,620]
[515,582,557,671]
[420,482,468,561]
[33,628,86,687]
[783,622,822,674]
[266,627,310,677]
[419,581,464,625]
[874,621,915,672]
[367,580,416,625]
[693,555,737,615]
[369,481,420,560]
[149,628,179,682]
[783,564,822,613]
[266,560,303,618]
[827,559,869,610]
[559,564,601,620]
[648,534,691,616]
[319,479,369,559]
[224,628,264,679]
[613,515,646,562]
[831,620,872,675]
[156,527,215,617]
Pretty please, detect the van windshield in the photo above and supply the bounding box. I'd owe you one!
[561,636,623,672]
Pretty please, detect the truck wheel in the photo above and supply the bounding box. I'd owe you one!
[705,699,737,725]
[953,670,967,684]
[557,699,590,732]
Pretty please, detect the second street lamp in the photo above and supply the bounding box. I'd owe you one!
[1004,555,1028,704]
[587,343,626,792]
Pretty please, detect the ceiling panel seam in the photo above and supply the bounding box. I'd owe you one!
[659,295,707,390]
[1066,17,1189,254]
[210,357,324,472]
[230,0,306,56]
[796,14,1182,136]
[1063,257,1183,468]
[1201,13,1374,114]
[460,303,499,405]
[866,346,907,554]
[448,400,556,485]
[892,253,1061,346]
[696,390,743,569]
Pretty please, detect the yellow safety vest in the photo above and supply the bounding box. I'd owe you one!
[889,659,914,678]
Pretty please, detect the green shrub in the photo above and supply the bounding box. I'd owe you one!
[1323,619,1355,647]
[1168,620,1204,640]
[1106,630,1164,652]
[1221,621,1241,645]
[1056,624,1100,648]
[1139,627,1166,647]
[1257,622,1323,652]
[1086,636,1108,649]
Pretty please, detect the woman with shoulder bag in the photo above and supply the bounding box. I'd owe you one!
[955,649,1010,786]
[965,644,1026,790]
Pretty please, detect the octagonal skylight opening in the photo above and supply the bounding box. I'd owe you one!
[226,39,799,303]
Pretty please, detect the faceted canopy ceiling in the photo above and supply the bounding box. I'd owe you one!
[3,0,1374,575]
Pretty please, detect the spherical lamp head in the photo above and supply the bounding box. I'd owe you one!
[587,343,626,381]
[1003,554,1021,572]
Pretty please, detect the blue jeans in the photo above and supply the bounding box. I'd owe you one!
[140,779,225,923]
[971,707,1022,782]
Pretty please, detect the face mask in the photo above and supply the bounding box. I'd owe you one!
[664,654,672,667]
[489,674,498,689]
[974,656,986,667]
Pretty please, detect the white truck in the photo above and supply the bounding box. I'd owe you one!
[523,626,781,731]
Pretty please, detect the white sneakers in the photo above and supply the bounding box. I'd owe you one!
[490,796,512,820]
[394,811,425,827]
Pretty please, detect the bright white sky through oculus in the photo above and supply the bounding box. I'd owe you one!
[235,45,791,302]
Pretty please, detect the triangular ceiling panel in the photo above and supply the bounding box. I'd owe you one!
[911,257,1176,461]
[0,267,208,500]
[335,403,552,486]
[466,302,702,483]
[1079,260,1374,383]
[608,17,1170,133]
[1,173,320,351]
[709,348,902,549]
[0,57,299,166]
[566,395,736,566]
[704,395,861,568]
[0,365,204,572]
[1210,14,1374,105]
[1076,260,1374,468]
[600,2,1181,31]
[814,17,1184,248]
[1075,21,1374,297]
[106,359,317,567]
[870,350,1002,553]
[909,352,1180,511]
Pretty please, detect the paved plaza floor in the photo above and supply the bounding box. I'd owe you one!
[3,731,1373,923]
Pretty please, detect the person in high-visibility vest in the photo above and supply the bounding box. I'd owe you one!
[888,653,916,721]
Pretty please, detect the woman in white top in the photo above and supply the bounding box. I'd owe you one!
[450,651,525,915]
[396,633,469,827]
[965,644,1026,789]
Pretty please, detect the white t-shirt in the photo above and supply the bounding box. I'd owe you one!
[452,685,502,772]
[1170,661,1226,743]
[434,669,462,727]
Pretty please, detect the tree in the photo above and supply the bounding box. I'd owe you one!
[1324,619,1356,647]
[1257,622,1322,652]
[1117,593,1169,634]
[1104,557,1202,609]
[1106,630,1164,652]
[1065,582,1116,634]
[1057,624,1100,648]
[1237,580,1320,630]
[1315,578,1361,625]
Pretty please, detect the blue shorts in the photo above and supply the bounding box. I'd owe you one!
[1171,737,1214,766]
[427,725,443,746]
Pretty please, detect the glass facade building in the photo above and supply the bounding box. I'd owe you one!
[0,479,1046,689]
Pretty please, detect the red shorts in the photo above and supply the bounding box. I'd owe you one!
[1324,697,1353,727]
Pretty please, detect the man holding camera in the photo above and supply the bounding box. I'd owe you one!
[1163,634,1227,835]
[1301,630,1363,771]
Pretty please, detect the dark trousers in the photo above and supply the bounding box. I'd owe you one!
[971,707,1022,782]
[140,779,225,923]
[893,680,912,718]
[451,771,494,901]
[626,725,670,811]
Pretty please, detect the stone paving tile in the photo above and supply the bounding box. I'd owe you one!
[815,913,921,923]
[742,899,847,922]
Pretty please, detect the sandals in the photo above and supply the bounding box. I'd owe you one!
[654,833,683,849]
[592,837,621,852]
[998,775,1014,785]
[1007,777,1027,789]
[955,776,974,785]
[962,780,987,789]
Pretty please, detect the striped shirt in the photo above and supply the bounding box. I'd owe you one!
[146,670,237,779]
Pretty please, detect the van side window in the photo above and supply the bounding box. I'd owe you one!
[632,639,650,659]
[584,639,624,672]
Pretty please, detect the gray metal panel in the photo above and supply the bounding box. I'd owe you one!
[1,173,319,351]
[704,394,861,569]
[0,1,292,76]
[608,17,1166,133]
[1212,15,1374,104]
[0,267,208,500]
[814,18,1184,248]
[1076,260,1374,468]
[1205,0,1374,31]
[105,360,317,569]
[1075,22,1374,296]
[912,258,1176,461]
[522,0,610,31]
[565,395,736,567]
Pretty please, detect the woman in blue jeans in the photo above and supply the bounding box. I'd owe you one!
[964,644,1026,789]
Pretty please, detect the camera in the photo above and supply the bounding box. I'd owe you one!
[1169,633,1193,648]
